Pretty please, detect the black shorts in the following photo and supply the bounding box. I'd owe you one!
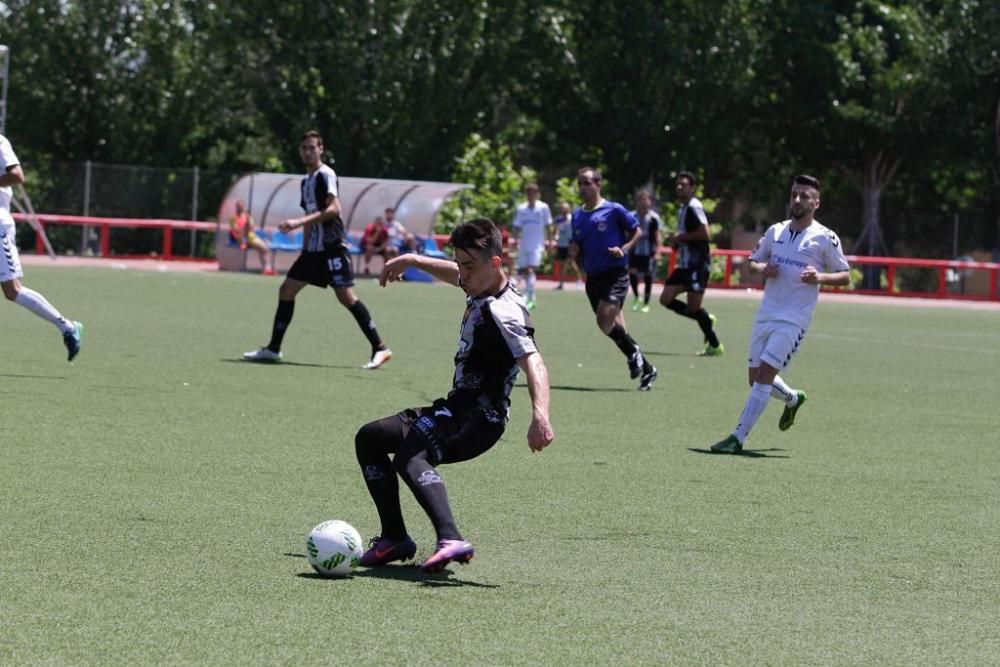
[585,267,630,312]
[665,266,710,293]
[397,399,505,466]
[556,247,570,261]
[287,248,355,288]
[628,254,654,272]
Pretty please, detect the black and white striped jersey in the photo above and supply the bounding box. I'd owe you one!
[676,196,710,270]
[447,283,537,423]
[300,163,347,252]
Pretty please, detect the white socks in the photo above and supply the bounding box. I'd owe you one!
[525,272,536,301]
[733,382,772,444]
[14,287,74,334]
[770,375,798,405]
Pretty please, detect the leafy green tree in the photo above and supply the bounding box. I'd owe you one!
[436,132,535,234]
[529,0,768,197]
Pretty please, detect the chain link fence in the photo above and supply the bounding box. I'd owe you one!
[16,161,241,258]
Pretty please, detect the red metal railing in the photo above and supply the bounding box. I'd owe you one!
[13,212,218,262]
[12,217,999,301]
[693,249,1000,301]
[430,235,1000,302]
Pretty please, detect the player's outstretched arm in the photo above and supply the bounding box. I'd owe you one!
[517,351,554,452]
[379,254,460,287]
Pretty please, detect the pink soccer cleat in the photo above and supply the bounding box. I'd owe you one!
[421,539,475,574]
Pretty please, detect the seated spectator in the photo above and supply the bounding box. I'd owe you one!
[229,200,274,275]
[360,216,397,274]
[385,207,419,254]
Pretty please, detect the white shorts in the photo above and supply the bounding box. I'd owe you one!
[0,224,24,283]
[516,246,543,270]
[747,320,806,371]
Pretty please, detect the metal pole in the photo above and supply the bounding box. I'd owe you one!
[0,44,9,135]
[190,166,199,257]
[952,213,959,258]
[82,160,91,254]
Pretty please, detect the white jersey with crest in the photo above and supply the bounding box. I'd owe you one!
[750,219,850,330]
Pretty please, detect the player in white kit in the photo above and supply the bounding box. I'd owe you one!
[0,134,83,361]
[510,183,552,309]
[711,175,849,454]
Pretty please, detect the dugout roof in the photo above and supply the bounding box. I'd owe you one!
[219,172,472,239]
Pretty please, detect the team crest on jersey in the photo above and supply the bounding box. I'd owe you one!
[799,240,821,258]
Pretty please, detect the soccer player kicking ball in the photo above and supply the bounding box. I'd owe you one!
[711,175,850,454]
[355,218,554,573]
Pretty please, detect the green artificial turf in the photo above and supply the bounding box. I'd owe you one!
[1,266,997,665]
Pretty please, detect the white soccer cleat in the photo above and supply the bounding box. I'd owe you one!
[243,347,282,362]
[362,348,393,370]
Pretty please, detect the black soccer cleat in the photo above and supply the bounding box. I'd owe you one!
[638,365,658,391]
[627,350,644,379]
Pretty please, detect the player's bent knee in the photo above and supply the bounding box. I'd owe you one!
[354,421,382,456]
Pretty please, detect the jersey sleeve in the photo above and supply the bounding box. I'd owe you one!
[490,298,538,359]
[0,137,19,171]
[686,201,708,230]
[822,230,850,272]
[750,225,776,263]
[618,205,640,236]
[319,168,339,201]
[542,203,553,226]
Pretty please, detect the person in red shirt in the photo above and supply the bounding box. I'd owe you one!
[360,216,397,275]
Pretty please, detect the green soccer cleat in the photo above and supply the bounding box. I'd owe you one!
[779,391,808,431]
[704,313,718,343]
[699,342,724,357]
[631,298,641,312]
[640,304,650,313]
[710,434,742,454]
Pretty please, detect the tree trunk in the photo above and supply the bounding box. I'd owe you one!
[852,153,899,288]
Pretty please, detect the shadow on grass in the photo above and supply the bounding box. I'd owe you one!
[545,385,635,393]
[294,567,498,588]
[687,447,790,459]
[641,350,688,358]
[287,552,497,588]
[220,358,357,370]
[0,373,67,380]
[353,567,500,588]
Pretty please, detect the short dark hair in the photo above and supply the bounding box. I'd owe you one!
[578,166,602,182]
[676,171,697,186]
[793,174,820,192]
[449,218,503,260]
[300,130,324,145]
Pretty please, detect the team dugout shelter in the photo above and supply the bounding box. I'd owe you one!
[217,172,471,273]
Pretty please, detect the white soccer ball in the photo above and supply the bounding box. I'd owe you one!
[306,520,363,577]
